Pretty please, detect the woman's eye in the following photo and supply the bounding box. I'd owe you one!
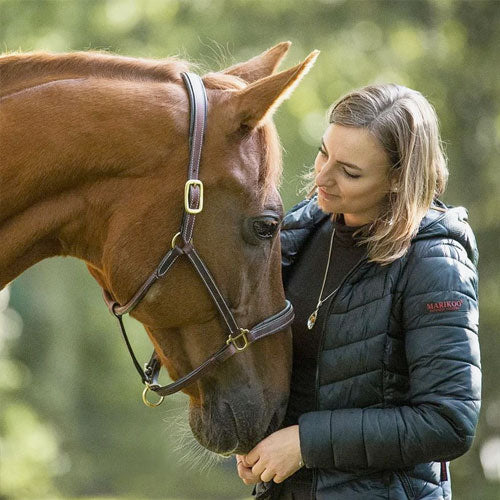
[253,218,279,239]
[344,169,360,179]
[318,147,327,157]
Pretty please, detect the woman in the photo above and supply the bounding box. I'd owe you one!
[236,83,481,499]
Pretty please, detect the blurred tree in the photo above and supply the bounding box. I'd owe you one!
[0,288,63,499]
[1,0,498,498]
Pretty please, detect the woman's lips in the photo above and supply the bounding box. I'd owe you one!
[318,187,338,199]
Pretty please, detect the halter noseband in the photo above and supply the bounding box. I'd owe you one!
[102,72,294,407]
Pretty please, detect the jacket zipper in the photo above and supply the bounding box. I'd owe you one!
[311,256,368,499]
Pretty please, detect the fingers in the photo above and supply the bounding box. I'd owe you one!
[237,460,287,485]
[238,455,251,467]
[251,461,264,479]
[237,461,260,485]
[236,454,289,485]
[245,448,259,467]
[259,467,276,483]
[252,460,278,484]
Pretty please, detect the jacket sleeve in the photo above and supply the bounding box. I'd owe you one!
[298,241,481,470]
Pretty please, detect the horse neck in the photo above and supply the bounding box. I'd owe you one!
[0,51,189,98]
[0,75,187,289]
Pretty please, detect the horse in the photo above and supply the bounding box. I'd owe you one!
[0,42,318,455]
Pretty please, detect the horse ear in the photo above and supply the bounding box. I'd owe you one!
[223,41,292,83]
[230,50,319,130]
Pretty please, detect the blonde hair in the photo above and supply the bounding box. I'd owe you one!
[306,84,448,265]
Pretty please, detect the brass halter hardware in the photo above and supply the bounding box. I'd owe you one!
[184,179,204,214]
[142,384,165,408]
[226,328,250,352]
[171,231,182,249]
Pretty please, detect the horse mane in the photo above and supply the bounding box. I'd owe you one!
[0,50,192,95]
[0,50,282,195]
[0,50,255,93]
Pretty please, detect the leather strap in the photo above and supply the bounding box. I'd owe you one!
[147,300,294,396]
[102,72,207,317]
[180,72,207,245]
[102,245,183,317]
[184,245,240,334]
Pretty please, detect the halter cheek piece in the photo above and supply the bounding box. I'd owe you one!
[102,72,294,407]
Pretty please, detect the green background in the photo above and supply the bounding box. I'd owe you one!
[1,0,499,498]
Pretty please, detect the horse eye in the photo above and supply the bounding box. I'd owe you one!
[243,213,281,245]
[253,217,279,239]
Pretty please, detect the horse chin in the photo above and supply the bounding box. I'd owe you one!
[188,403,239,454]
[188,395,286,455]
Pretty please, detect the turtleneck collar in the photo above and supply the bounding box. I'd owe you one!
[331,214,369,248]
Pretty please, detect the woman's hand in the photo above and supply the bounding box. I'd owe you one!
[236,454,261,485]
[236,425,304,484]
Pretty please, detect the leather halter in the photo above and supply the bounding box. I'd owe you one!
[102,72,294,407]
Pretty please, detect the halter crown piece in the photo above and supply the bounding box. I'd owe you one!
[102,72,294,407]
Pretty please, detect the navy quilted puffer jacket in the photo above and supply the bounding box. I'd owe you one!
[279,197,481,500]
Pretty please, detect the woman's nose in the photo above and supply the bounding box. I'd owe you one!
[315,164,332,187]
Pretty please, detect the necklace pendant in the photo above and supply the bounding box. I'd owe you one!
[307,309,318,330]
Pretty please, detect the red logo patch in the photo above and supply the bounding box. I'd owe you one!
[426,299,464,313]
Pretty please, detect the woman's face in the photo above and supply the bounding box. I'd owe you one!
[315,123,393,226]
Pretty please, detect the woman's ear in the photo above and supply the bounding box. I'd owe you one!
[388,169,401,193]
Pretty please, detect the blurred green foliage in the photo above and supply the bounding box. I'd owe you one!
[1,0,499,498]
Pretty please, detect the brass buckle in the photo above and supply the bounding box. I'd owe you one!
[226,329,249,352]
[142,384,165,408]
[184,179,204,214]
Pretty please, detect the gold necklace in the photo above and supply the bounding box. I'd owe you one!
[307,226,340,330]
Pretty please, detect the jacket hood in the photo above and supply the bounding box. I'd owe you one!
[414,199,479,266]
[281,197,479,267]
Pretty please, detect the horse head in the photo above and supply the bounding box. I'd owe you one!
[0,42,318,454]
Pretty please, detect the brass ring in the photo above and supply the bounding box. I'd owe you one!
[171,231,182,249]
[142,385,165,408]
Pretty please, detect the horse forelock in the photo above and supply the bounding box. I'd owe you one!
[257,122,283,201]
